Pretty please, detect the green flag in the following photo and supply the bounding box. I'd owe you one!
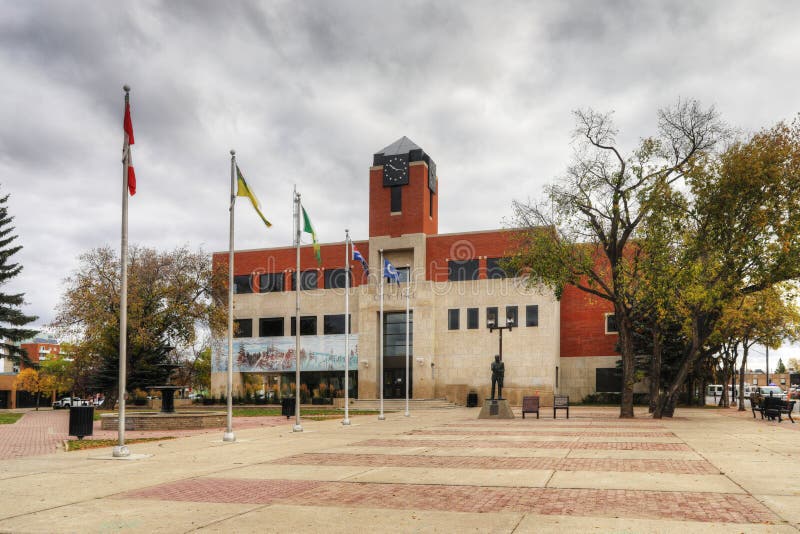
[236,165,272,228]
[301,205,321,265]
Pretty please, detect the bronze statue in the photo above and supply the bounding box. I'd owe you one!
[491,354,504,399]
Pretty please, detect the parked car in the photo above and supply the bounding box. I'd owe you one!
[756,386,787,400]
[52,397,91,409]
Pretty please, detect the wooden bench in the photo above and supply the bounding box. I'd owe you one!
[764,396,795,423]
[553,395,569,419]
[750,393,765,419]
[522,396,540,419]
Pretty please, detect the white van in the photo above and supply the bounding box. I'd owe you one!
[706,384,724,397]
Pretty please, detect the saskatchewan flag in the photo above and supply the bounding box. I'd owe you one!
[301,205,321,265]
[236,166,272,228]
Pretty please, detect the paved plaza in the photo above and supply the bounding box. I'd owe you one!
[0,406,798,532]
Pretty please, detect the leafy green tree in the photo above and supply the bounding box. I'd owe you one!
[0,190,38,364]
[776,358,786,374]
[510,100,724,418]
[51,246,226,409]
[39,356,74,397]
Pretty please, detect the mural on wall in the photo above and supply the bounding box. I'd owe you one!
[213,334,359,373]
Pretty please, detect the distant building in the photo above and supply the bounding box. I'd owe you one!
[212,137,622,405]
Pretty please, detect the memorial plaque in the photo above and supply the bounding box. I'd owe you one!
[489,402,499,416]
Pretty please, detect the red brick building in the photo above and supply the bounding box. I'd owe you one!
[212,137,619,403]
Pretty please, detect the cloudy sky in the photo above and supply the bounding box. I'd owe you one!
[1,1,798,370]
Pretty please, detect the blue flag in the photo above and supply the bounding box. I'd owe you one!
[383,258,400,283]
[352,245,369,273]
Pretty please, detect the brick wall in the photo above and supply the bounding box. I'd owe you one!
[425,230,519,281]
[559,284,618,358]
[369,162,438,238]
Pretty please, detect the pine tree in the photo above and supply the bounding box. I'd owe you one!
[0,191,38,365]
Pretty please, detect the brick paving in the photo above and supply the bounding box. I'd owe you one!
[120,478,777,524]
[410,429,676,437]
[273,453,720,474]
[0,411,287,460]
[351,438,692,450]
[444,423,668,429]
[0,410,68,459]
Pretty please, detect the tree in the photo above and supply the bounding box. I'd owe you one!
[776,358,786,374]
[0,190,38,365]
[13,368,54,410]
[646,118,800,417]
[789,357,799,371]
[510,100,724,417]
[51,246,225,409]
[39,356,75,397]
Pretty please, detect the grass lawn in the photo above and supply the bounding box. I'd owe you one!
[65,436,175,452]
[0,413,24,424]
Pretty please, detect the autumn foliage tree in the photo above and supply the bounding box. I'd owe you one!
[13,368,54,410]
[51,246,225,408]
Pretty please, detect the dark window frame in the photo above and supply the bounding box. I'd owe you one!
[233,275,253,294]
[467,308,479,329]
[258,272,284,293]
[486,257,509,279]
[448,309,460,330]
[383,311,413,357]
[506,306,518,327]
[324,269,351,289]
[390,186,402,212]
[291,270,319,291]
[233,318,253,338]
[486,306,498,327]
[259,317,284,337]
[448,259,479,281]
[290,316,318,336]
[323,314,351,335]
[526,305,539,327]
[605,313,619,334]
[596,367,622,393]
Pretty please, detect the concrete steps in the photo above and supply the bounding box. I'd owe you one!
[348,398,460,411]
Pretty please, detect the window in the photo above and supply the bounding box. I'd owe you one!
[526,305,539,327]
[467,308,479,329]
[259,317,284,337]
[391,186,402,212]
[448,309,460,330]
[752,378,758,385]
[383,311,412,357]
[605,313,618,334]
[486,306,498,327]
[596,368,622,392]
[233,275,253,294]
[291,270,318,291]
[506,306,518,327]
[290,316,317,336]
[324,269,351,289]
[448,259,479,281]
[486,257,509,279]
[259,273,284,293]
[323,314,351,335]
[233,319,253,338]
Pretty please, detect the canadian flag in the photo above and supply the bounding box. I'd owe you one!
[123,95,136,195]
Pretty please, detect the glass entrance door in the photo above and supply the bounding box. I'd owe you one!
[384,368,412,399]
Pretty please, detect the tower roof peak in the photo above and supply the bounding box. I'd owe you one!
[375,136,421,156]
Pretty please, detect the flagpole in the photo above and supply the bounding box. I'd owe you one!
[343,229,351,426]
[113,85,131,458]
[404,265,410,417]
[379,249,385,421]
[294,191,303,432]
[223,150,236,442]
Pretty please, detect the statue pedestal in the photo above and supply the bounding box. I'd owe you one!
[478,398,515,419]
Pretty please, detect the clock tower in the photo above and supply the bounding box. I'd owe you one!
[369,136,438,238]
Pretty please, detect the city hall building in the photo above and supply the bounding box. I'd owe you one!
[211,137,620,405]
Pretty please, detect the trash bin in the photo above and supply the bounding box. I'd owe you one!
[281,397,296,419]
[68,405,95,440]
[467,392,478,407]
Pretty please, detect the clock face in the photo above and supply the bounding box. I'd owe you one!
[428,160,437,193]
[383,154,409,186]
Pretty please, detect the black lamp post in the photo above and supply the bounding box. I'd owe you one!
[487,313,515,358]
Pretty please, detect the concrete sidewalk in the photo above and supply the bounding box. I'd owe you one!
[0,406,798,533]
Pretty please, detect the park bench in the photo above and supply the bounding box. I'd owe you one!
[521,396,540,419]
[750,393,765,419]
[764,396,795,423]
[553,395,569,419]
